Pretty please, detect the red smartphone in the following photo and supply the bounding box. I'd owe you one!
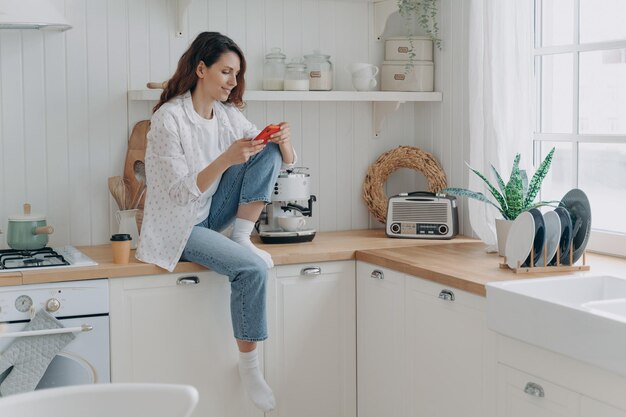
[253,124,281,144]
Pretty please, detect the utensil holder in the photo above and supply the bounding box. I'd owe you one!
[116,209,139,250]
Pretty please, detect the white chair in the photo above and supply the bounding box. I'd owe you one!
[0,383,199,417]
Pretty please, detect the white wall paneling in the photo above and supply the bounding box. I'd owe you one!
[0,0,470,247]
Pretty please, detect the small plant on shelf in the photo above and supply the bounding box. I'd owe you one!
[443,147,556,221]
[397,0,442,50]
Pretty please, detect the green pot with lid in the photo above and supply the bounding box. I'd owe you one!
[6,203,54,250]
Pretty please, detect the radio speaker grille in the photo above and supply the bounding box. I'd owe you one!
[391,202,448,223]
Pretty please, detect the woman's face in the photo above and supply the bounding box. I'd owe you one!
[196,51,240,102]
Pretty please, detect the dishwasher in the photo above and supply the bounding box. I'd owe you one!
[0,279,110,391]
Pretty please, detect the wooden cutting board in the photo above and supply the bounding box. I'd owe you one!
[123,120,149,231]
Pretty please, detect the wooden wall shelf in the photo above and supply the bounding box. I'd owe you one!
[128,89,442,136]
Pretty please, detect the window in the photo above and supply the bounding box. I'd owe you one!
[534,0,626,257]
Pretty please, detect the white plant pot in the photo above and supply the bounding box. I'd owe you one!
[496,218,514,256]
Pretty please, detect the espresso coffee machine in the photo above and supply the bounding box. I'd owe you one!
[258,167,317,244]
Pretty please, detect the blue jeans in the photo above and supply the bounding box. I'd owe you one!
[181,143,282,341]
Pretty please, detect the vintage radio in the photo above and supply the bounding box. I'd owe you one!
[386,192,458,239]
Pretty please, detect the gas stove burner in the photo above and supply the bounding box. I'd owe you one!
[0,248,57,256]
[0,246,97,272]
[0,247,70,270]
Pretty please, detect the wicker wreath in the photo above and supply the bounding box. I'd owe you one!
[363,146,448,224]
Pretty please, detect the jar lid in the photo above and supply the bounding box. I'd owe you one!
[111,233,132,241]
[385,36,433,41]
[286,59,306,70]
[265,47,286,59]
[304,50,331,61]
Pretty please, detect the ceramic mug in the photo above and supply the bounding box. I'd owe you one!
[278,216,307,232]
[346,63,379,78]
[352,76,377,91]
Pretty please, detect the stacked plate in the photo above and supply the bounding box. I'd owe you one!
[504,189,592,269]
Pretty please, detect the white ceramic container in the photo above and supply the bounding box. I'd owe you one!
[384,36,433,61]
[381,61,434,92]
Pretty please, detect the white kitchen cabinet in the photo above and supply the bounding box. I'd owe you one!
[497,364,579,417]
[496,335,626,417]
[109,272,261,417]
[265,261,356,417]
[357,262,406,417]
[356,261,494,417]
[582,397,626,417]
[497,364,626,417]
[405,276,491,417]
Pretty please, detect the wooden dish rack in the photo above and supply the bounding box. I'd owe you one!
[499,241,590,274]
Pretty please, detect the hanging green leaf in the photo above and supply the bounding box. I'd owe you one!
[396,0,442,49]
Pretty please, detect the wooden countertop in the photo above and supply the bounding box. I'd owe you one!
[10,230,475,285]
[256,229,479,265]
[3,229,625,296]
[357,243,625,296]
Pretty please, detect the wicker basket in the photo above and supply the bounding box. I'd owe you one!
[363,146,448,224]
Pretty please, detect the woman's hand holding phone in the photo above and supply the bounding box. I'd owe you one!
[254,124,281,144]
[266,122,290,147]
[224,122,293,166]
[224,137,266,165]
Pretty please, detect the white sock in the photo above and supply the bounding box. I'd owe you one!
[238,349,276,412]
[231,218,274,268]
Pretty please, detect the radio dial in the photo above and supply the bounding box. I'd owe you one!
[390,223,401,234]
[439,225,449,235]
[46,298,61,313]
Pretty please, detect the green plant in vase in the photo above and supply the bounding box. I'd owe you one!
[443,147,556,254]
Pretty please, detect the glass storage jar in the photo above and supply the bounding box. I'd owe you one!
[304,50,333,91]
[263,47,286,91]
[284,59,309,91]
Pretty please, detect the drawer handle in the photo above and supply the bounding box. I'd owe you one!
[370,270,384,280]
[301,267,322,276]
[524,382,545,398]
[177,276,200,285]
[438,289,455,301]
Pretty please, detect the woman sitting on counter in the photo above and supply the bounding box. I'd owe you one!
[136,31,296,412]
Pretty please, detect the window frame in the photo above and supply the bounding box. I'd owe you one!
[533,0,626,258]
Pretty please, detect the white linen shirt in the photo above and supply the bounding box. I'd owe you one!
[136,91,295,271]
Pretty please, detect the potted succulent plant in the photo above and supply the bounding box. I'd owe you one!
[397,0,442,50]
[443,147,556,255]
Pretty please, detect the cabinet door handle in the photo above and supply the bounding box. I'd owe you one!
[438,289,455,301]
[177,276,200,285]
[301,267,322,276]
[523,382,545,398]
[370,270,384,280]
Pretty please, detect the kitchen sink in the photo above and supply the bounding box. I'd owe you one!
[584,299,626,319]
[486,275,626,376]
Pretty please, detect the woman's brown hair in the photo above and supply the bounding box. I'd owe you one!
[153,32,246,112]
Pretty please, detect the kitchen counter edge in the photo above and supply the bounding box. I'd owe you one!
[6,230,624,296]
